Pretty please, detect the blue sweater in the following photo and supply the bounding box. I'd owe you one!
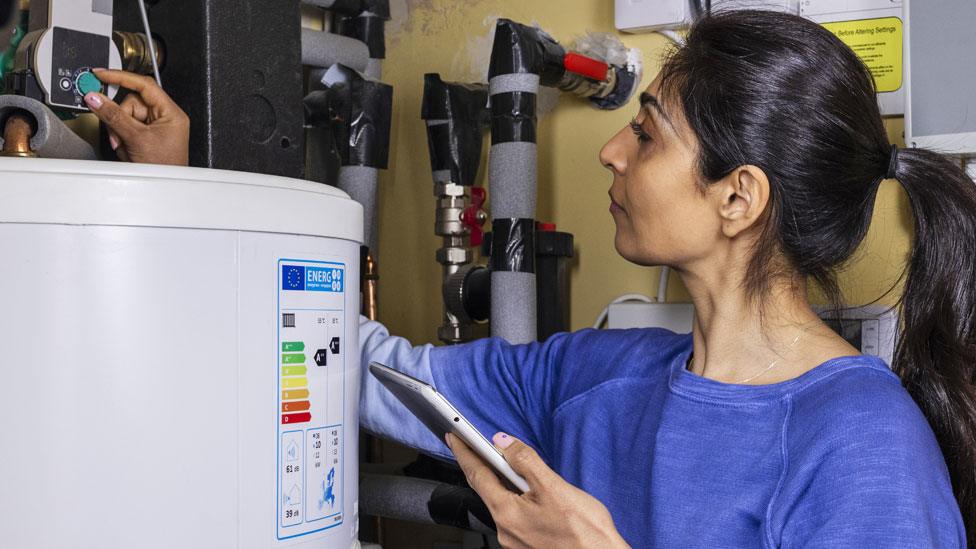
[359,319,966,547]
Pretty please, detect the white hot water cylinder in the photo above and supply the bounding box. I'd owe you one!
[0,158,364,548]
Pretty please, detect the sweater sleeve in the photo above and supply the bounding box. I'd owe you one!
[357,316,450,458]
[359,316,570,461]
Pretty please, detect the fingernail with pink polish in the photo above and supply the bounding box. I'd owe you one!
[84,93,102,110]
[493,432,514,449]
[108,135,119,150]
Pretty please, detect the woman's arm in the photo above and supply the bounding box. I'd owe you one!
[359,316,568,460]
[358,316,450,457]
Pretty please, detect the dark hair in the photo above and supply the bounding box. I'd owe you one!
[660,9,976,540]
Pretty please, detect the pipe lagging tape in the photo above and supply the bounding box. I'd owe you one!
[364,58,383,80]
[491,271,537,343]
[338,165,379,254]
[488,73,541,95]
[490,218,536,273]
[300,28,370,73]
[359,474,496,534]
[300,0,364,14]
[431,169,452,184]
[487,142,537,218]
[0,95,96,160]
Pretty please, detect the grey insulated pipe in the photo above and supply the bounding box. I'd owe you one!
[300,27,370,74]
[0,95,97,160]
[486,19,565,344]
[338,165,379,252]
[309,64,392,255]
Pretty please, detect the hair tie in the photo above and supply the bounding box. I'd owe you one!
[886,145,900,179]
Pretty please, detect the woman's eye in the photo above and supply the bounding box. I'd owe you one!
[629,119,652,144]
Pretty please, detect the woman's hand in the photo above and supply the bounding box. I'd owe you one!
[83,69,189,166]
[447,432,630,549]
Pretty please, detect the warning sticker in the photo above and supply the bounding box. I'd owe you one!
[823,17,902,93]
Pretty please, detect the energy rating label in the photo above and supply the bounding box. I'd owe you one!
[277,259,345,541]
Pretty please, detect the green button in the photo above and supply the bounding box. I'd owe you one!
[281,353,305,364]
[76,71,102,95]
[282,341,305,352]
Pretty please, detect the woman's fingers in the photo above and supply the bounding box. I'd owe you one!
[120,93,151,123]
[446,433,516,509]
[91,69,174,110]
[493,433,559,492]
[84,69,190,166]
[84,92,144,143]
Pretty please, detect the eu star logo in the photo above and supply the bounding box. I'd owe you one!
[282,265,305,291]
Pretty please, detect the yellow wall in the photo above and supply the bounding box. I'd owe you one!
[376,0,913,344]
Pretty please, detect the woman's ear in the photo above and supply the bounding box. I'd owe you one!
[714,165,770,238]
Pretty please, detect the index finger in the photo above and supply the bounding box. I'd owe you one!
[92,69,174,109]
[447,434,516,509]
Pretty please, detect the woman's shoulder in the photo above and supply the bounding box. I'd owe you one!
[557,327,693,372]
[785,355,947,473]
[775,356,965,546]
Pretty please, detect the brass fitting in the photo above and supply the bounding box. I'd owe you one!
[113,31,165,75]
[1,112,35,157]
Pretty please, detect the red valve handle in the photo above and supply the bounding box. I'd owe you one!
[564,52,609,82]
[461,187,488,247]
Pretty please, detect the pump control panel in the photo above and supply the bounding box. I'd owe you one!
[10,0,121,111]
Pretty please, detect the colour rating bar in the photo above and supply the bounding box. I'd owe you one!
[282,400,310,412]
[281,341,311,425]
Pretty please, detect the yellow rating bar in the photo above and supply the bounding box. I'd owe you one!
[281,377,308,389]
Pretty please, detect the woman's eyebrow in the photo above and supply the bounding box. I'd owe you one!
[640,92,673,127]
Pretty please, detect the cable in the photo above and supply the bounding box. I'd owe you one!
[656,29,686,46]
[657,266,670,303]
[136,0,162,87]
[592,293,655,330]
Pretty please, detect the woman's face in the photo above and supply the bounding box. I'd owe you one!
[599,79,721,268]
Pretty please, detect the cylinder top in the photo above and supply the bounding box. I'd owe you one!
[0,158,364,243]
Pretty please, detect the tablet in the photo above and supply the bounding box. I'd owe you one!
[368,361,530,493]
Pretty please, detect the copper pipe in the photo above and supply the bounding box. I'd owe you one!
[1,113,35,158]
[361,252,384,543]
[363,253,379,321]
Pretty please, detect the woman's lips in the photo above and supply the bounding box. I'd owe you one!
[609,194,625,214]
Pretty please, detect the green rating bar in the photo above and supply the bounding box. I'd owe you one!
[281,353,305,364]
[282,341,305,352]
[281,365,307,376]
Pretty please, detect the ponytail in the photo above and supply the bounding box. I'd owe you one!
[893,147,976,542]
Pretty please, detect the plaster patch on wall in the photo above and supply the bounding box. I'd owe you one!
[388,0,411,37]
[449,15,498,83]
[389,0,490,42]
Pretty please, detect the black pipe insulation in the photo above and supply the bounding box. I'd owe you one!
[420,74,489,187]
[359,473,496,535]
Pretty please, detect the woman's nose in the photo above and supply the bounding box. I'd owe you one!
[599,126,630,176]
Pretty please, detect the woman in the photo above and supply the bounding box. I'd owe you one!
[94,10,972,547]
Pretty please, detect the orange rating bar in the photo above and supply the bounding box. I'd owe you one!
[282,400,311,413]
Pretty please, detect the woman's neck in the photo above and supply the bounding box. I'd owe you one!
[678,266,857,384]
